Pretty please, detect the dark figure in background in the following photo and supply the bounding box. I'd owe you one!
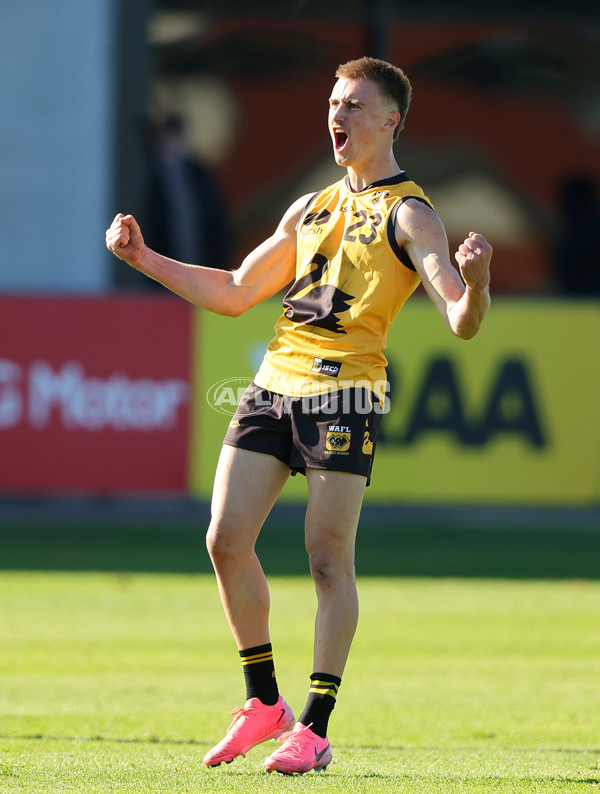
[145,115,231,270]
[555,175,600,296]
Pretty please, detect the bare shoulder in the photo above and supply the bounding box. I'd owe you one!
[395,197,445,244]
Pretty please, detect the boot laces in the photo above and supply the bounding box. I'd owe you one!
[276,723,315,758]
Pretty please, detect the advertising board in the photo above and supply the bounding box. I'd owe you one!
[0,297,192,493]
[191,298,600,506]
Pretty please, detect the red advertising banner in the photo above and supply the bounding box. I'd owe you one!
[0,296,192,493]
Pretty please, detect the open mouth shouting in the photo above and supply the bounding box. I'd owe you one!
[333,127,349,152]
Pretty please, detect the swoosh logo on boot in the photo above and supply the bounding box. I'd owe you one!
[315,744,330,762]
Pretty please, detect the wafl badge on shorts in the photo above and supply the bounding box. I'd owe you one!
[325,425,351,454]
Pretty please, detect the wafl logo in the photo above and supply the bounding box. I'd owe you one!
[326,425,351,454]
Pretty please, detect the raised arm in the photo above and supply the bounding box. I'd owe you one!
[105,193,312,317]
[396,199,492,339]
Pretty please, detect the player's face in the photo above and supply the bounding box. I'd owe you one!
[328,77,397,169]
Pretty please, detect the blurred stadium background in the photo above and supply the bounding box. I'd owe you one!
[1,0,599,562]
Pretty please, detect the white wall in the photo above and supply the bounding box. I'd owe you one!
[0,1,115,292]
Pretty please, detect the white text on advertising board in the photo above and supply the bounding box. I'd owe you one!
[0,360,189,432]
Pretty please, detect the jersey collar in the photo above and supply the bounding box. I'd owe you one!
[345,171,409,194]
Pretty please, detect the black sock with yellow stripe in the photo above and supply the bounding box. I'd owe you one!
[239,643,279,706]
[298,672,341,738]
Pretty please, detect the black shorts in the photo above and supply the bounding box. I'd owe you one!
[223,382,383,484]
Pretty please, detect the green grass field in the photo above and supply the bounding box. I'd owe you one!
[1,516,599,792]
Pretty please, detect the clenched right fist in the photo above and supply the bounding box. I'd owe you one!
[105,213,146,268]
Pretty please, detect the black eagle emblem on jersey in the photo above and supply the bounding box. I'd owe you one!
[283,254,353,334]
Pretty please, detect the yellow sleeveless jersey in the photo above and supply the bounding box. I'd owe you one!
[254,172,433,401]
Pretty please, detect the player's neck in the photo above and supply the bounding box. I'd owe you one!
[345,153,401,192]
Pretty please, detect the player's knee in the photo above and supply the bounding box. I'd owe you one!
[206,519,252,570]
[308,545,354,588]
[205,521,233,566]
[205,524,219,561]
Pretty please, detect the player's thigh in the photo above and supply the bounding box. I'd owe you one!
[304,468,366,557]
[210,445,291,544]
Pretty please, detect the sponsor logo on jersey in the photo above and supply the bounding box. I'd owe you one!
[303,209,331,226]
[300,209,331,235]
[311,358,341,377]
[371,190,389,207]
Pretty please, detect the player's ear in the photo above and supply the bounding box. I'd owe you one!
[384,111,401,135]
